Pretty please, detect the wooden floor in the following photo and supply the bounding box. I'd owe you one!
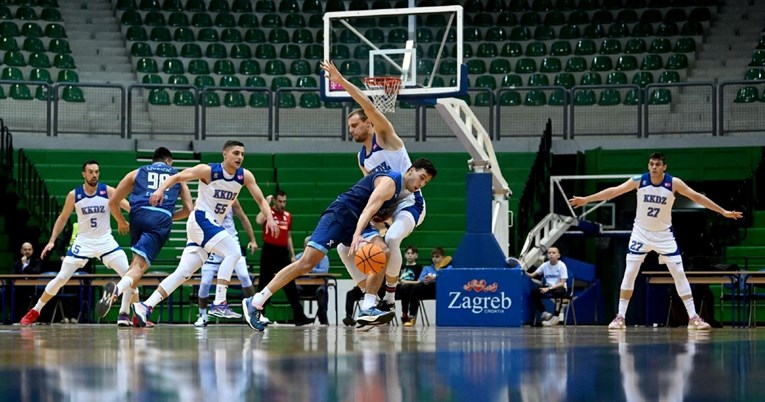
[0,324,763,401]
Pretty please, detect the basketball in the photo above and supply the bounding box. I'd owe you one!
[354,243,387,275]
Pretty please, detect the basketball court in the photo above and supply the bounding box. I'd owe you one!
[1,325,763,400]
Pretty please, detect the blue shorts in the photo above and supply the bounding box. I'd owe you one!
[308,201,359,254]
[130,207,173,265]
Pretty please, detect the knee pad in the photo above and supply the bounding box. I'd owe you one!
[177,246,207,278]
[210,236,241,257]
[234,258,252,288]
[198,267,214,298]
[666,259,692,296]
[620,259,643,291]
[338,245,367,284]
[102,250,130,276]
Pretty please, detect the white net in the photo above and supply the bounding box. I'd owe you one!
[362,77,402,113]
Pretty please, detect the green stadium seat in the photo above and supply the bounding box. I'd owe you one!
[121,10,142,25]
[666,54,688,70]
[265,60,287,75]
[540,57,562,73]
[261,13,282,28]
[149,88,171,105]
[501,74,524,88]
[632,71,654,87]
[44,23,66,38]
[496,12,518,27]
[565,56,587,72]
[501,42,523,57]
[9,83,32,100]
[648,88,672,105]
[131,42,153,57]
[631,22,654,37]
[172,27,194,42]
[472,12,494,27]
[299,93,321,108]
[168,12,189,27]
[532,26,555,42]
[592,9,614,24]
[57,69,79,83]
[615,9,638,23]
[29,68,52,83]
[658,70,681,83]
[149,27,171,41]
[388,28,408,44]
[656,22,679,37]
[575,39,597,56]
[600,39,622,55]
[583,23,605,39]
[173,90,196,106]
[474,75,497,90]
[244,28,265,43]
[180,43,202,58]
[219,75,241,87]
[256,0,276,12]
[230,44,252,59]
[744,68,765,81]
[281,0,301,13]
[117,0,137,9]
[53,54,75,69]
[208,0,229,12]
[607,22,630,38]
[507,0,529,11]
[254,43,276,59]
[188,59,210,75]
[221,28,242,43]
[295,76,317,88]
[144,11,166,26]
[598,88,621,105]
[649,38,671,54]
[303,0,322,13]
[197,28,218,42]
[674,38,697,53]
[163,0,183,10]
[238,13,259,28]
[477,43,498,58]
[0,85,7,99]
[0,21,19,37]
[558,24,581,39]
[734,86,759,103]
[680,21,704,36]
[213,60,235,75]
[139,0,160,10]
[21,22,44,38]
[472,92,492,107]
[606,71,628,85]
[142,74,162,84]
[246,75,266,88]
[544,10,566,25]
[438,59,457,75]
[525,42,547,57]
[624,38,646,54]
[136,57,159,73]
[195,75,215,88]
[238,59,260,75]
[201,92,221,107]
[499,91,522,106]
[162,58,184,74]
[425,14,447,27]
[28,52,51,68]
[574,89,596,105]
[622,89,640,105]
[640,9,662,24]
[278,93,296,108]
[167,75,188,85]
[248,92,270,108]
[580,71,602,86]
[126,26,148,41]
[191,12,212,27]
[554,0,576,10]
[549,41,571,56]
[156,42,178,57]
[548,88,566,105]
[554,72,576,88]
[2,67,23,81]
[22,37,45,53]
[590,56,613,71]
[490,59,512,74]
[0,36,18,52]
[514,58,536,74]
[185,0,205,11]
[528,73,549,86]
[215,13,236,28]
[340,60,362,76]
[519,11,540,26]
[292,28,312,44]
[269,28,290,43]
[568,10,589,25]
[509,26,531,41]
[3,51,25,67]
[205,43,227,58]
[304,44,322,60]
[468,59,487,74]
[616,55,638,71]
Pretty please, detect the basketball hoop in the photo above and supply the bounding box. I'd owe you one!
[362,77,402,113]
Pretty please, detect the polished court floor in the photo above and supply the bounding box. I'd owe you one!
[0,324,763,402]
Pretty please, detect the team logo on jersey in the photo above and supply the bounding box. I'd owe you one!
[326,240,334,247]
[99,190,106,195]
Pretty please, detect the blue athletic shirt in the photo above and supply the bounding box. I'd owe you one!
[130,162,181,216]
[336,170,403,219]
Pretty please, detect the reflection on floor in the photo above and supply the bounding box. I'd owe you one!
[0,325,763,401]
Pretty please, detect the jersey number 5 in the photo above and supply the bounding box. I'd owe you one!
[147,172,170,190]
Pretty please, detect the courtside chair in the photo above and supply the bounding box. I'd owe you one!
[156,42,178,57]
[168,12,189,27]
[600,38,622,55]
[180,43,202,58]
[239,59,260,75]
[558,24,581,40]
[188,59,210,75]
[213,60,235,75]
[598,88,621,105]
[550,41,572,56]
[23,37,45,53]
[144,11,166,27]
[734,86,759,103]
[592,9,614,24]
[648,88,671,105]
[525,41,547,57]
[57,69,79,83]
[191,12,212,27]
[221,29,242,43]
[239,14,259,28]
[501,42,523,57]
[215,13,236,28]
[649,38,672,54]
[53,54,75,69]
[666,54,688,70]
[607,22,630,38]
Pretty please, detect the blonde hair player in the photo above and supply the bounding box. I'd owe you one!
[568,152,742,330]
[321,60,426,319]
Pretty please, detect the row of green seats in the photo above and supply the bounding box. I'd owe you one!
[0,20,65,37]
[0,5,60,21]
[474,37,696,59]
[0,36,70,53]
[485,69,681,89]
[0,82,83,101]
[2,50,74,68]
[135,55,313,77]
[2,66,78,82]
[116,0,318,14]
[490,86,672,106]
[146,87,322,108]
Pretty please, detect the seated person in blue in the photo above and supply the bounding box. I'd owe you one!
[295,236,330,325]
[525,246,568,326]
[403,246,452,327]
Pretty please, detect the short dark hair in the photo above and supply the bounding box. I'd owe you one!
[410,158,437,179]
[223,140,244,150]
[152,147,173,163]
[431,246,445,257]
[405,245,418,254]
[274,190,286,198]
[347,108,368,122]
[648,152,666,164]
[82,160,99,171]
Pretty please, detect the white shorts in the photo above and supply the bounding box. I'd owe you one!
[626,225,681,263]
[186,209,229,252]
[393,192,426,227]
[67,235,122,260]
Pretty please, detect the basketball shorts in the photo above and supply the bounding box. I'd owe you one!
[308,201,359,254]
[66,235,122,262]
[626,225,681,263]
[186,209,227,251]
[129,207,173,265]
[393,190,426,227]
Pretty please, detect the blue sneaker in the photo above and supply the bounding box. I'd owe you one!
[96,282,116,319]
[242,297,266,332]
[209,302,242,319]
[356,308,395,326]
[132,302,153,328]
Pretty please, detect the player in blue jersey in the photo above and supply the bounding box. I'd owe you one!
[243,158,437,331]
[95,147,193,326]
[130,141,279,327]
[569,152,743,331]
[20,160,132,326]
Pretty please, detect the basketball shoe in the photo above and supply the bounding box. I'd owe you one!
[194,314,209,327]
[356,308,395,325]
[209,302,242,319]
[608,314,626,330]
[96,282,116,318]
[117,313,132,327]
[132,315,154,328]
[132,302,153,328]
[242,296,266,331]
[20,309,40,326]
[688,315,711,331]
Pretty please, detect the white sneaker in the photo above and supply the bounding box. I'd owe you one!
[608,315,626,330]
[687,315,711,331]
[258,314,272,324]
[194,315,209,327]
[542,316,560,326]
[541,312,553,321]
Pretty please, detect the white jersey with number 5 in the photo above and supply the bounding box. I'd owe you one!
[633,172,675,232]
[74,183,112,239]
[195,163,244,224]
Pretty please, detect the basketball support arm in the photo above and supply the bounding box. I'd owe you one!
[435,98,511,258]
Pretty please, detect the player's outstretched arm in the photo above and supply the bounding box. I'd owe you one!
[232,199,258,254]
[149,163,209,206]
[108,170,136,235]
[320,60,403,150]
[42,190,76,259]
[673,178,743,220]
[173,182,193,221]
[569,178,638,208]
[243,170,279,238]
[349,176,396,254]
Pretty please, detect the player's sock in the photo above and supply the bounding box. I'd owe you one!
[252,289,271,309]
[361,293,378,311]
[683,298,698,318]
[115,276,134,298]
[213,284,228,305]
[618,298,629,317]
[145,292,164,308]
[119,287,134,314]
[384,282,397,304]
[33,301,45,312]
[199,308,208,319]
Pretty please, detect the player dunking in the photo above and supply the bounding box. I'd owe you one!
[131,141,278,327]
[568,152,743,330]
[20,160,132,326]
[321,60,425,319]
[96,147,193,326]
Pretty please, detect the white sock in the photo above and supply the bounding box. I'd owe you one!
[115,276,134,297]
[361,293,378,310]
[34,300,45,312]
[618,298,629,317]
[213,284,228,305]
[119,287,134,314]
[145,291,164,307]
[252,289,271,309]
[384,282,397,303]
[683,298,697,318]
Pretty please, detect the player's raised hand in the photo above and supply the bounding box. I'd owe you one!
[722,210,743,220]
[320,60,342,83]
[568,196,588,208]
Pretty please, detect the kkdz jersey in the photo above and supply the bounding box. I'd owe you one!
[74,183,112,238]
[633,172,675,232]
[359,133,412,174]
[195,163,244,224]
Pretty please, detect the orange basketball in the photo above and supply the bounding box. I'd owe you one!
[354,243,387,275]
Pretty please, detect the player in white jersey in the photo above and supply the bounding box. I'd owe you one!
[568,152,743,331]
[321,60,426,318]
[131,141,278,327]
[20,160,132,326]
[194,199,258,327]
